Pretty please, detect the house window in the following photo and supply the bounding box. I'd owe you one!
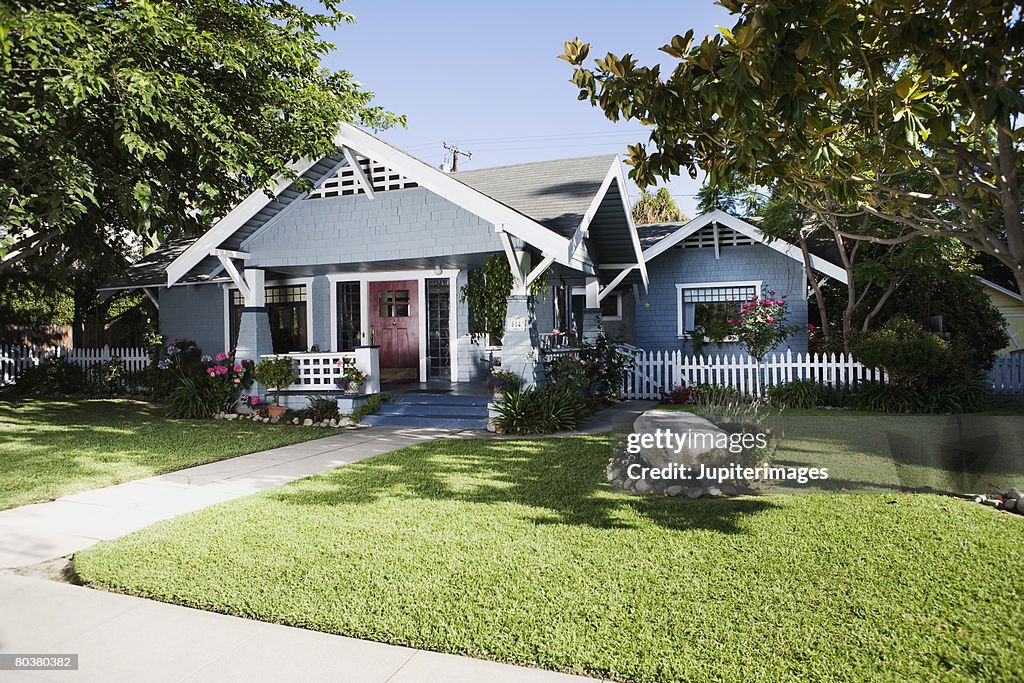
[230,284,308,353]
[336,281,361,352]
[601,292,622,321]
[676,282,760,339]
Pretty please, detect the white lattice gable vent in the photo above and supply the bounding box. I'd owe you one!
[680,225,755,249]
[308,155,418,199]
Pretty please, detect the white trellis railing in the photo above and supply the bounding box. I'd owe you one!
[619,348,888,399]
[0,345,151,386]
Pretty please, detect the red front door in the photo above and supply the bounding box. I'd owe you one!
[369,280,419,380]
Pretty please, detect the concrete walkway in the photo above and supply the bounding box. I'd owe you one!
[0,426,464,569]
[0,574,599,682]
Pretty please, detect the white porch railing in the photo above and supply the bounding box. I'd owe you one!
[619,348,888,399]
[260,348,380,394]
[1,345,150,386]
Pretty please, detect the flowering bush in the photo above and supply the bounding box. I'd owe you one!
[335,357,368,390]
[487,368,522,395]
[660,384,697,405]
[159,339,255,418]
[727,292,796,361]
[544,334,634,401]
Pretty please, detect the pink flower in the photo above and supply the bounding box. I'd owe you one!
[233,378,241,384]
[767,317,775,323]
[727,319,734,324]
[251,396,260,405]
[215,352,228,362]
[206,368,216,376]
[807,324,816,330]
[216,365,228,375]
[233,364,243,373]
[775,299,784,305]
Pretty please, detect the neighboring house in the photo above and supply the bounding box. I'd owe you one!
[977,276,1024,353]
[101,123,646,388]
[629,210,847,355]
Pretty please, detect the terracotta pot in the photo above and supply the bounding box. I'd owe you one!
[267,404,287,419]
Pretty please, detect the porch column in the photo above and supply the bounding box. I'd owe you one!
[234,268,273,364]
[502,294,545,388]
[354,345,381,395]
[582,276,602,343]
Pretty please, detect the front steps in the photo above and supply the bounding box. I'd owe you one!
[360,392,490,430]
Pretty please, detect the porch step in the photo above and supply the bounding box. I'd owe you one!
[360,392,490,430]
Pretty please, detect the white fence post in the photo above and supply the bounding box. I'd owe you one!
[0,344,151,388]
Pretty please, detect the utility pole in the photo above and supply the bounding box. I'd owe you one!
[443,142,472,172]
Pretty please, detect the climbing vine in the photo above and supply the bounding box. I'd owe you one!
[461,254,548,344]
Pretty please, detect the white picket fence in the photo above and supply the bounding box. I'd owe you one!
[0,345,151,386]
[619,348,887,399]
[988,353,1024,394]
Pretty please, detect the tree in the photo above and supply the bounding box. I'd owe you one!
[0,0,401,269]
[694,172,764,216]
[561,0,1024,294]
[632,187,687,224]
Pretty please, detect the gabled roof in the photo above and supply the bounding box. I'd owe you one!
[105,123,648,291]
[99,238,202,290]
[454,155,617,239]
[639,209,848,284]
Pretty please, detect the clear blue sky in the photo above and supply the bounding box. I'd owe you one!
[303,1,733,217]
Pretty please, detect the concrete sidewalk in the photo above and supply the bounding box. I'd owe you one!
[0,426,462,569]
[0,574,599,682]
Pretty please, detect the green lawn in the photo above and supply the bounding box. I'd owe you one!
[76,426,1024,682]
[0,398,327,510]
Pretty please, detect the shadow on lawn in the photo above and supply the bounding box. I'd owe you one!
[270,435,779,535]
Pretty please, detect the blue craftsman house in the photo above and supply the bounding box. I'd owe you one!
[103,125,845,427]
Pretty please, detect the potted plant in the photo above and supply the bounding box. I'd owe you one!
[252,356,296,419]
[335,358,368,395]
[487,367,522,401]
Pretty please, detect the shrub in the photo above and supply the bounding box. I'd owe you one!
[852,316,988,413]
[303,396,339,422]
[167,378,225,419]
[14,358,90,395]
[252,356,296,406]
[494,385,591,434]
[728,292,797,361]
[849,374,987,414]
[854,316,954,386]
[350,393,392,423]
[691,383,744,406]
[544,334,634,400]
[661,384,697,405]
[766,379,828,409]
[486,368,522,395]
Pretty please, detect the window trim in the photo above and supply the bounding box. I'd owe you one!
[675,280,762,339]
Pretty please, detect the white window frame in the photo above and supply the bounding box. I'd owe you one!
[223,277,314,353]
[675,280,762,340]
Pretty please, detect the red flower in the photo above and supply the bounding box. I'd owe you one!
[807,323,815,330]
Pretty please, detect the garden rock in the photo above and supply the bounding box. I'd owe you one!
[225,413,238,421]
[1004,498,1017,513]
[329,419,338,428]
[303,418,313,427]
[665,485,683,497]
[631,410,732,469]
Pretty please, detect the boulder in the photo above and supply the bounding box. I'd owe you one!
[302,418,313,427]
[631,410,732,470]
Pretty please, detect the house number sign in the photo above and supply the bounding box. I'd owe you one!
[506,315,527,332]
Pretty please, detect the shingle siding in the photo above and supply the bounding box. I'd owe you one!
[158,284,224,355]
[244,188,501,267]
[635,244,809,354]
